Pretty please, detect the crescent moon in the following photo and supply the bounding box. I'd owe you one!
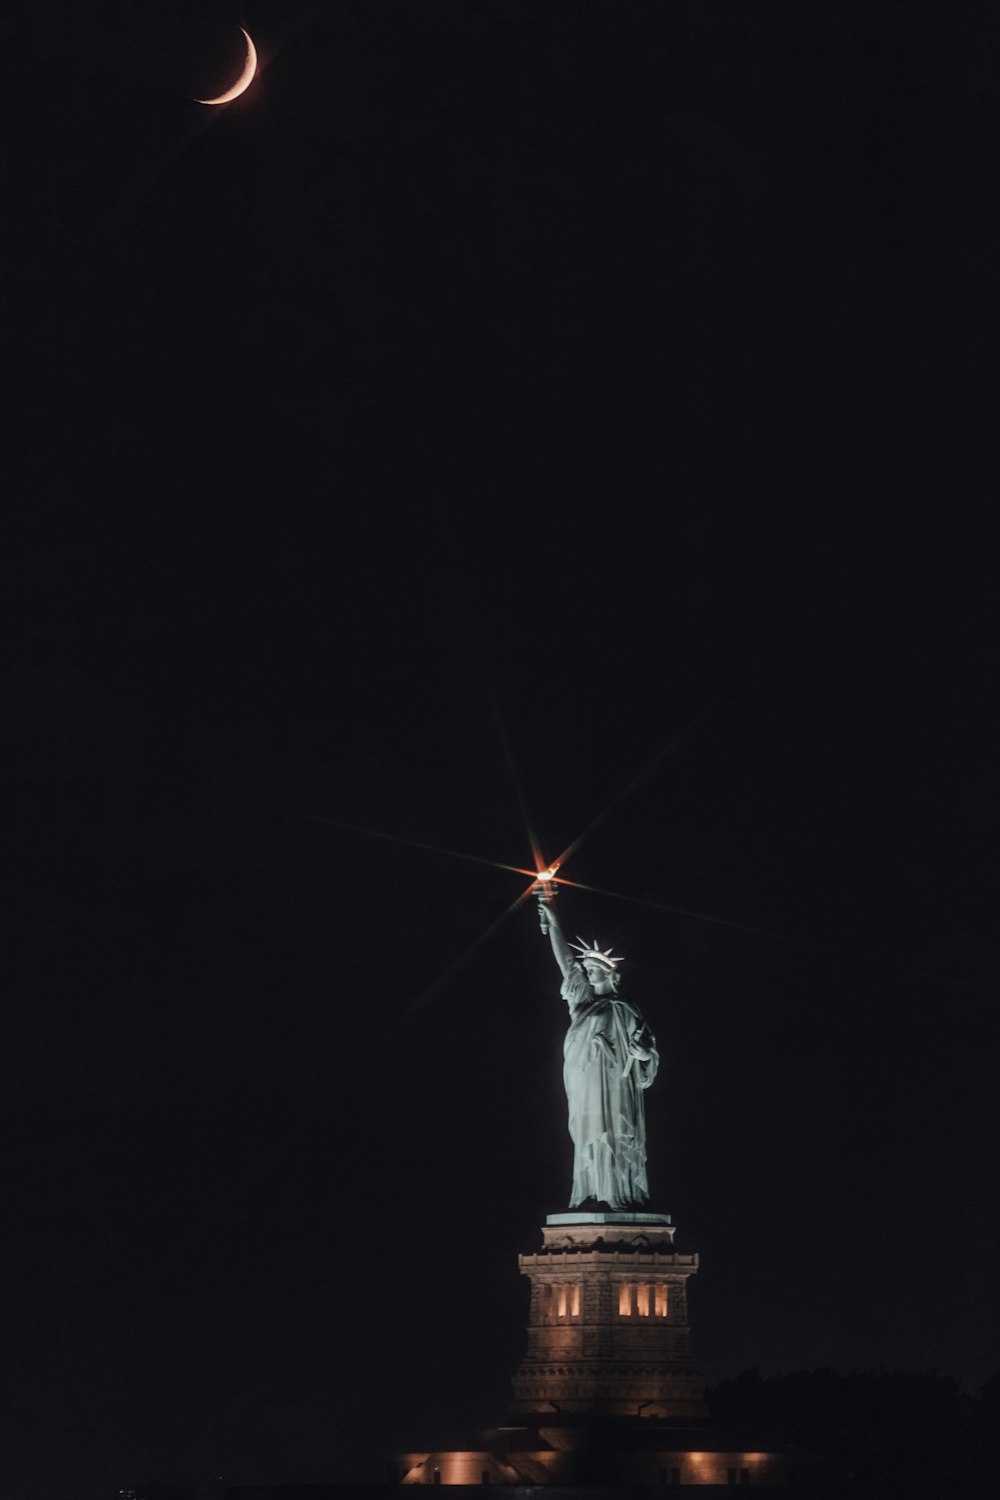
[195,27,258,106]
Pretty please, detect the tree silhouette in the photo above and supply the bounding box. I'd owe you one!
[707,1367,990,1495]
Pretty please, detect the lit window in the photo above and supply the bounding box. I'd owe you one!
[636,1283,650,1316]
[570,1282,580,1317]
[654,1284,668,1317]
[557,1284,568,1319]
[618,1283,633,1316]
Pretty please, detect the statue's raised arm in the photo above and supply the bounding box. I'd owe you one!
[537,893,659,1212]
[539,893,575,979]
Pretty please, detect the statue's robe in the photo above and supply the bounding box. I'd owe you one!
[561,963,659,1210]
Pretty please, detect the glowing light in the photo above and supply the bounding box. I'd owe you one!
[654,1284,668,1317]
[618,1283,632,1316]
[306,696,764,1036]
[195,28,258,105]
[636,1283,650,1317]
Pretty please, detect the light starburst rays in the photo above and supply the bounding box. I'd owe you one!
[304,701,749,1029]
[308,706,737,1029]
[309,813,540,882]
[387,885,538,1036]
[489,693,546,878]
[549,704,714,873]
[560,876,779,942]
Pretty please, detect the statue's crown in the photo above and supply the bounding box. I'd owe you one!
[570,938,623,971]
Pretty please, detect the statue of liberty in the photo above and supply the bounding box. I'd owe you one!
[538,892,659,1210]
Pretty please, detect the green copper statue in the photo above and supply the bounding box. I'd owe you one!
[539,893,659,1210]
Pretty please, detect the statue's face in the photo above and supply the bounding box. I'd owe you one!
[583,958,616,993]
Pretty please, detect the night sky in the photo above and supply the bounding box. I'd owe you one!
[4,3,999,1497]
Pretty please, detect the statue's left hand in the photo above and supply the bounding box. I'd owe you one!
[628,1028,652,1062]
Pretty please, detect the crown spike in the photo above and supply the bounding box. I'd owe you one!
[569,935,624,970]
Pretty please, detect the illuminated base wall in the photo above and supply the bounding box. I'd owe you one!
[397,1432,789,1487]
[395,1213,790,1485]
[511,1213,705,1420]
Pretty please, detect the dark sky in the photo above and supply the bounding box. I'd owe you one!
[4,3,999,1496]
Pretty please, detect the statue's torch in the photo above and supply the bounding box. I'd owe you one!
[533,867,559,932]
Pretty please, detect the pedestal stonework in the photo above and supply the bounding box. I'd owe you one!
[396,1213,792,1484]
[511,1213,705,1420]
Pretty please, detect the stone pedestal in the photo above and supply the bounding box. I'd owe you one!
[396,1212,792,1485]
[510,1212,706,1420]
